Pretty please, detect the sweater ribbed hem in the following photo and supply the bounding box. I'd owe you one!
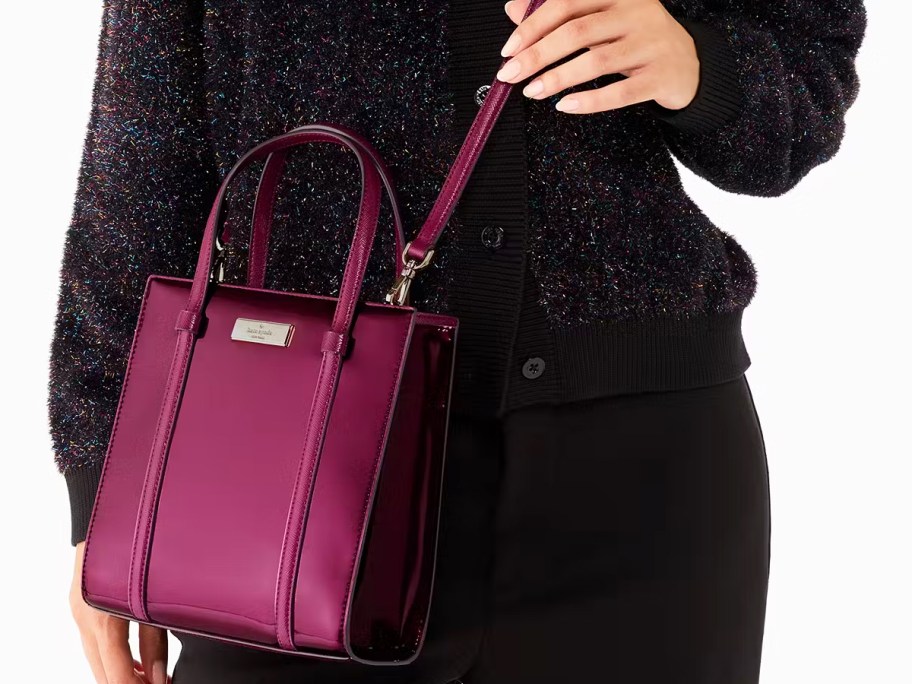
[499,309,751,415]
[65,460,103,546]
[649,20,744,136]
[497,264,751,415]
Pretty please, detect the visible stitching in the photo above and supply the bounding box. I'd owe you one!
[129,326,194,620]
[337,316,413,644]
[275,349,340,649]
[274,356,327,645]
[82,276,155,608]
[289,353,342,629]
[89,589,276,628]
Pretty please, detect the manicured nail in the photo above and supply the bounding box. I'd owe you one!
[501,33,521,57]
[496,59,521,82]
[504,0,513,13]
[556,97,579,112]
[523,79,544,97]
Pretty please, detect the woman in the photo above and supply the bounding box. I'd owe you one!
[49,0,865,682]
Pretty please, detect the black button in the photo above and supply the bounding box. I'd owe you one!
[474,84,491,106]
[480,225,505,251]
[522,357,546,380]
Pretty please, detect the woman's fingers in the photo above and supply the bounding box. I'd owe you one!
[96,615,145,684]
[71,543,110,684]
[502,0,611,52]
[72,542,147,683]
[502,0,700,113]
[498,11,628,82]
[556,70,657,113]
[76,625,110,684]
[138,623,169,684]
[521,37,649,100]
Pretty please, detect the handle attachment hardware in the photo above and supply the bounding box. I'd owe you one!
[210,234,228,284]
[384,241,434,306]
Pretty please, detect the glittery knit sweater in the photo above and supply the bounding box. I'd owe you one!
[49,0,865,545]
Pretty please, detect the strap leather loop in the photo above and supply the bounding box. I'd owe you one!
[320,330,351,357]
[174,309,202,334]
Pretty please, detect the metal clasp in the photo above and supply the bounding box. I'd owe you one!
[210,234,227,284]
[384,241,434,306]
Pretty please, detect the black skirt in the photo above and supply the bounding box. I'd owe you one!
[172,373,771,683]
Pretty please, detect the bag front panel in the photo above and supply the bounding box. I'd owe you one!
[142,277,415,650]
[86,274,421,653]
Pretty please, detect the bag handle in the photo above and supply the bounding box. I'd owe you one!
[236,0,548,302]
[211,123,404,288]
[128,123,385,623]
[215,122,407,289]
[177,124,391,337]
[384,0,548,304]
[132,0,548,633]
[174,0,550,354]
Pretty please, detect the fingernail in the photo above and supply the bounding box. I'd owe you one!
[496,59,521,82]
[504,0,513,12]
[501,33,521,57]
[153,660,167,684]
[556,97,579,112]
[523,79,543,97]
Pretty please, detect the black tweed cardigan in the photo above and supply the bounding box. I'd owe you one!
[49,0,866,544]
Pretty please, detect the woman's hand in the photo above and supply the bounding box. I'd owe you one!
[70,541,170,684]
[499,0,700,114]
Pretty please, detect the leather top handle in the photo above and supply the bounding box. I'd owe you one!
[213,122,405,289]
[232,122,407,290]
[178,123,387,341]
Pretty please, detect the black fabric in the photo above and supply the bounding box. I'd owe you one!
[171,373,771,683]
[66,460,103,546]
[442,0,753,420]
[439,0,529,418]
[62,0,754,545]
[501,256,751,415]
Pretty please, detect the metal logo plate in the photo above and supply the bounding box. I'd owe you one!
[230,318,295,347]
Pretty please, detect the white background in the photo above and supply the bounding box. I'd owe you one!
[1,1,908,681]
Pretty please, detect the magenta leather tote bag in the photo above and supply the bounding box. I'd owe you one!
[81,0,545,665]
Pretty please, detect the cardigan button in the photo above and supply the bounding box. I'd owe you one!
[480,225,505,251]
[474,84,491,106]
[522,357,546,380]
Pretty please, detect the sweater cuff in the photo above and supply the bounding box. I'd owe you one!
[649,19,744,136]
[65,461,103,546]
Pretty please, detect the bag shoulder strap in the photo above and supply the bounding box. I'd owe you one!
[385,0,547,304]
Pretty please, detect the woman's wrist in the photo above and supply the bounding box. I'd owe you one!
[648,19,745,136]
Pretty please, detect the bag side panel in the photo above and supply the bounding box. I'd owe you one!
[347,315,458,663]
